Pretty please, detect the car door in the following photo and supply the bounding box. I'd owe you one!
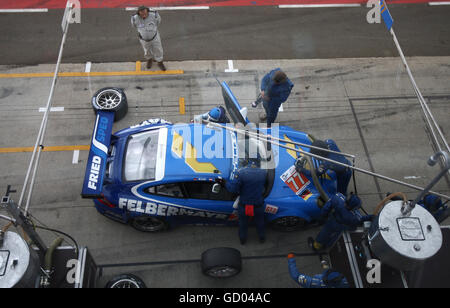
[181,181,237,225]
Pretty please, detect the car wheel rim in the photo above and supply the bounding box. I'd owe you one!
[207,266,238,278]
[110,279,141,288]
[134,217,165,232]
[96,89,122,110]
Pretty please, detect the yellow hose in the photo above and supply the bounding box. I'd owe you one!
[374,192,408,215]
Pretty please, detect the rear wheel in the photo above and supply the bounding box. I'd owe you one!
[92,87,128,122]
[130,216,168,232]
[201,247,242,278]
[270,216,307,232]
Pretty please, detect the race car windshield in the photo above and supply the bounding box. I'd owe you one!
[124,130,160,181]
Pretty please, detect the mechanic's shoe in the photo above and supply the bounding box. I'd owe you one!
[259,113,267,121]
[146,59,153,69]
[240,238,247,245]
[308,237,323,252]
[259,237,266,244]
[157,61,167,71]
[252,101,259,108]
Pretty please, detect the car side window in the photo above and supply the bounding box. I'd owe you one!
[183,181,236,201]
[144,184,184,198]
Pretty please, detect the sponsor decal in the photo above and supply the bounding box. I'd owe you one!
[280,165,311,196]
[87,156,102,190]
[118,197,228,220]
[265,204,279,215]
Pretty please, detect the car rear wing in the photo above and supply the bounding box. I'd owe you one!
[81,111,115,198]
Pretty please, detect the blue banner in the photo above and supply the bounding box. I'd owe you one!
[81,111,115,198]
[380,0,394,31]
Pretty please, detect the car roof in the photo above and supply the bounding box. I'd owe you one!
[161,123,234,183]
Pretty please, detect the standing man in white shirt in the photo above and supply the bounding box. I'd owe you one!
[131,6,166,71]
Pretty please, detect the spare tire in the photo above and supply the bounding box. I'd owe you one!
[92,87,128,122]
[201,247,242,278]
[105,274,146,288]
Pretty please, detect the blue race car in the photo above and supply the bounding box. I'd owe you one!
[82,82,339,232]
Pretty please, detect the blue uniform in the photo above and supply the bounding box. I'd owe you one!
[288,258,349,288]
[419,194,449,223]
[260,68,294,126]
[318,139,352,196]
[226,166,267,242]
[199,106,230,123]
[316,193,372,249]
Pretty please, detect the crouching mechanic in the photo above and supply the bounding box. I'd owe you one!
[287,254,349,288]
[418,194,449,223]
[296,139,353,196]
[193,106,230,124]
[223,158,267,245]
[309,193,374,251]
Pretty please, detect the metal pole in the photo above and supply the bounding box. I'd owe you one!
[390,28,450,153]
[20,8,72,215]
[407,151,450,214]
[239,125,356,159]
[207,121,450,201]
[0,215,16,224]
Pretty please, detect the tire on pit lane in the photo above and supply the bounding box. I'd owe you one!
[201,247,242,278]
[130,216,169,232]
[92,87,128,122]
[105,274,147,288]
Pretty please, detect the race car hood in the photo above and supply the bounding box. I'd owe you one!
[220,81,249,126]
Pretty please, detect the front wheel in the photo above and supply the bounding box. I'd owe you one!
[270,216,307,232]
[130,216,169,232]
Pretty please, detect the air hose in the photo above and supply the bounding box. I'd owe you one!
[44,237,64,272]
[373,192,408,215]
[305,155,330,208]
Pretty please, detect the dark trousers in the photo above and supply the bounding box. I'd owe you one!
[238,204,265,241]
[263,101,279,126]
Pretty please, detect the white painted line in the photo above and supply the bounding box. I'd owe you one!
[126,6,210,11]
[39,107,65,112]
[225,60,239,73]
[279,4,361,8]
[72,150,80,164]
[404,176,421,179]
[0,8,48,13]
[85,62,92,73]
[428,1,450,5]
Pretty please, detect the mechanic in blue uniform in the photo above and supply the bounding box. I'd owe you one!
[309,193,374,252]
[252,68,294,127]
[287,254,349,288]
[297,139,353,196]
[196,106,230,124]
[224,158,267,245]
[418,194,449,223]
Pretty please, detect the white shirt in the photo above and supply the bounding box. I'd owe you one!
[131,11,161,41]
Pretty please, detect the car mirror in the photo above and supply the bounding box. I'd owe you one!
[212,183,221,194]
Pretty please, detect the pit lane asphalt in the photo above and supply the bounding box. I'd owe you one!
[0,5,450,65]
[0,56,449,287]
